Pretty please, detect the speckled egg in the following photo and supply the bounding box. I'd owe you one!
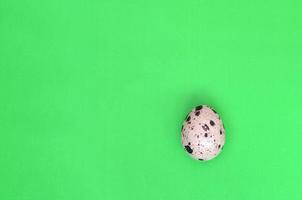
[181,105,225,161]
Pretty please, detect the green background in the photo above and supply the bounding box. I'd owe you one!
[1,0,302,199]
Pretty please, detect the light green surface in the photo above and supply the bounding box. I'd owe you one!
[1,0,302,199]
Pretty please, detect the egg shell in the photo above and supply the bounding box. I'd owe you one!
[181,105,225,161]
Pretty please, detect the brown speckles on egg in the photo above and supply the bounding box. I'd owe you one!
[202,124,210,131]
[211,108,217,114]
[186,115,191,122]
[195,105,203,111]
[210,120,215,126]
[185,145,193,154]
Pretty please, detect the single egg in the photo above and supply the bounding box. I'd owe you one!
[181,105,225,161]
